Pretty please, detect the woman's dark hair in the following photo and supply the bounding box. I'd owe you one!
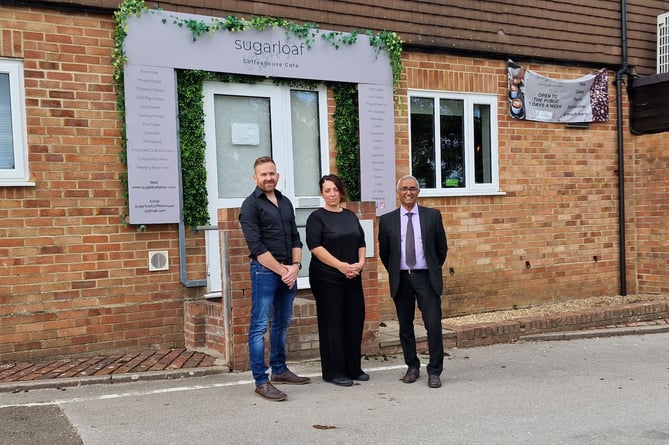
[319,174,347,202]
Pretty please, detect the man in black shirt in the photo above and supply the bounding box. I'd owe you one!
[239,156,310,401]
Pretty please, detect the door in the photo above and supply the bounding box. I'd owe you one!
[202,81,328,295]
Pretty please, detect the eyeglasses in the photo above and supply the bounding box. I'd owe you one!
[398,187,419,193]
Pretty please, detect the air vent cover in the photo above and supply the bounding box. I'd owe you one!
[148,250,169,271]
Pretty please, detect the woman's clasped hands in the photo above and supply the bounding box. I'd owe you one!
[340,261,364,279]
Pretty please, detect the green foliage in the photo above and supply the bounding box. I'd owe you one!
[176,70,209,228]
[332,83,361,202]
[366,30,403,93]
[112,0,147,85]
[180,19,211,40]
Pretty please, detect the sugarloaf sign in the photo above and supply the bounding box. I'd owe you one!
[121,9,396,226]
[234,38,307,56]
[234,39,306,70]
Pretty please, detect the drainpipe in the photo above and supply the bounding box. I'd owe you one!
[615,0,629,296]
[178,220,207,288]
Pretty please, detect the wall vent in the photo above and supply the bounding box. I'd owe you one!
[659,12,669,73]
[148,250,169,271]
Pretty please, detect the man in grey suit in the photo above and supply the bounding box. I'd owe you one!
[378,175,448,388]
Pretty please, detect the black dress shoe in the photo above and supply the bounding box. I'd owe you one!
[401,367,419,383]
[427,374,442,388]
[330,377,353,387]
[354,372,370,381]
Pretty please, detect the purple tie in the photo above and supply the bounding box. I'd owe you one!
[406,212,416,268]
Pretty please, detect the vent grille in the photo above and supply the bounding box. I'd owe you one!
[659,13,669,73]
[148,251,169,271]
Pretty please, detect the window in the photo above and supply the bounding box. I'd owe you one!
[408,90,499,196]
[0,59,31,186]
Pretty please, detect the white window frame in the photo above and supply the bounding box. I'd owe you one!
[408,89,501,197]
[0,58,32,186]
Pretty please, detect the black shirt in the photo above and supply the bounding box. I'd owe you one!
[239,187,303,263]
[306,208,366,283]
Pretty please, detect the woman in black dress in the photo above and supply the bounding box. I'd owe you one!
[306,174,368,387]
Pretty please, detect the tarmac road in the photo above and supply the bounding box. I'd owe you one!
[1,332,668,445]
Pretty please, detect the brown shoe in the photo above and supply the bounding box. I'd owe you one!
[271,370,311,385]
[427,374,442,388]
[401,368,419,384]
[255,382,287,401]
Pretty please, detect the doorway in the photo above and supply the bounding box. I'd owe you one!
[202,81,329,295]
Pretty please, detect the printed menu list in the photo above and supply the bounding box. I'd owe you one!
[358,84,395,215]
[124,65,180,224]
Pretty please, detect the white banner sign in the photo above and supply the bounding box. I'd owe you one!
[507,60,608,123]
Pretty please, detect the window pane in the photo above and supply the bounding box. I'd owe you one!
[440,99,464,188]
[212,94,271,199]
[291,90,321,196]
[0,73,15,169]
[410,97,435,188]
[474,103,492,184]
[294,208,312,278]
[408,90,498,194]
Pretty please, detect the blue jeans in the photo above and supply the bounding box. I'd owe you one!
[249,260,296,386]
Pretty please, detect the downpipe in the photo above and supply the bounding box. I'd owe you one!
[615,0,629,296]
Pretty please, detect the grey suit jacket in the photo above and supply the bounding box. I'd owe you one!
[378,205,448,299]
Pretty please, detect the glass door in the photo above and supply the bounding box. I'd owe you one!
[202,81,328,294]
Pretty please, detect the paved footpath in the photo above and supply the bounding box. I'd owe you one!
[1,331,668,445]
[1,299,667,393]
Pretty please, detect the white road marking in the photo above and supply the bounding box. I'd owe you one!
[0,363,408,409]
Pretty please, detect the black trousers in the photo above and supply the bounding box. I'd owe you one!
[311,276,365,381]
[394,270,444,376]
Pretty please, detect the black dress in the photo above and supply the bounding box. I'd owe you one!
[306,208,366,381]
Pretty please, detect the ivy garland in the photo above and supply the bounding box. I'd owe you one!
[331,83,361,202]
[112,0,402,227]
[176,70,209,228]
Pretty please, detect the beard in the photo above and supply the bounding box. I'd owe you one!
[258,180,275,192]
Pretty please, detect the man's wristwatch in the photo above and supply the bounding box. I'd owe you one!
[292,261,302,270]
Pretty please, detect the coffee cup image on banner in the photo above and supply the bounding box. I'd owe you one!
[510,97,525,119]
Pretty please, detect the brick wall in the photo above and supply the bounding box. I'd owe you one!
[632,132,669,294]
[1,4,667,364]
[0,6,207,362]
[395,53,631,318]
